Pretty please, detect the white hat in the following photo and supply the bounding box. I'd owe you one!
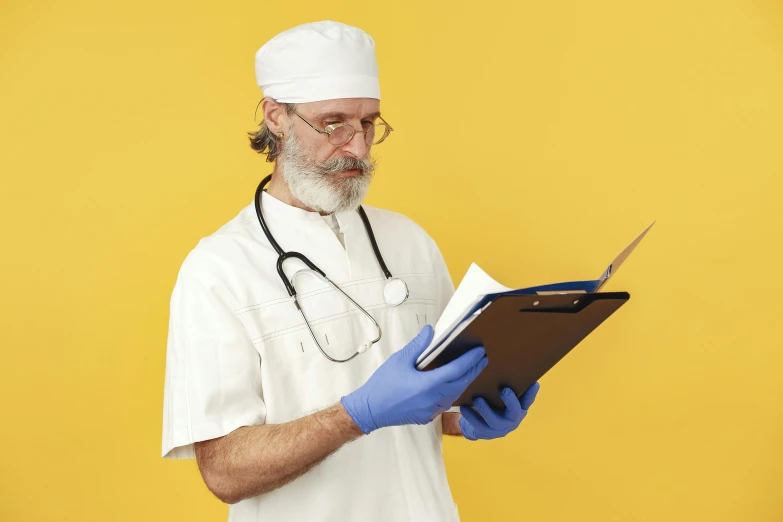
[255,21,380,103]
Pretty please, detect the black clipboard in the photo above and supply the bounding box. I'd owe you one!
[419,291,630,411]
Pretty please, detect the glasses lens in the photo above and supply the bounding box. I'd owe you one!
[328,125,353,146]
[369,124,390,145]
[361,124,376,145]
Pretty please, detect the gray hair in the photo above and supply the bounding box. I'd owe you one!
[247,101,298,162]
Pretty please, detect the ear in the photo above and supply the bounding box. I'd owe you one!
[262,98,288,135]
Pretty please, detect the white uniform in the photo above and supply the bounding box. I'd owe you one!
[161,190,460,521]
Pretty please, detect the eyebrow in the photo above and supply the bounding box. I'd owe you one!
[313,111,382,121]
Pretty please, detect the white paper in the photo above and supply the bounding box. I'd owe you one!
[415,263,510,366]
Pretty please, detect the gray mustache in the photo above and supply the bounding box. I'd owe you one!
[319,156,375,175]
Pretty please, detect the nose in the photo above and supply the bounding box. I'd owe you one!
[340,127,370,159]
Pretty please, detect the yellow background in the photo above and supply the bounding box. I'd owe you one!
[1,0,781,520]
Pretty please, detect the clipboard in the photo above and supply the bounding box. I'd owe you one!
[418,291,630,411]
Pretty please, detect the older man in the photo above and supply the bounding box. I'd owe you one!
[161,20,540,522]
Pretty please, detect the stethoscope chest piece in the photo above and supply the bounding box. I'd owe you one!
[383,278,409,307]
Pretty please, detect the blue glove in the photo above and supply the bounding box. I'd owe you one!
[458,382,541,441]
[341,325,489,434]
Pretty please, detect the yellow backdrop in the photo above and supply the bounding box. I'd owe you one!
[1,0,781,520]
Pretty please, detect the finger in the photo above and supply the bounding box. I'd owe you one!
[458,414,480,441]
[433,356,488,399]
[519,382,541,410]
[473,397,513,431]
[427,347,487,382]
[459,406,491,439]
[452,353,489,385]
[401,324,435,362]
[436,380,468,401]
[499,388,525,423]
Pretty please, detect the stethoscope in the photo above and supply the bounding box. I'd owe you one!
[254,174,410,363]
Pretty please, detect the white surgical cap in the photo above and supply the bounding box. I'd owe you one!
[254,20,380,103]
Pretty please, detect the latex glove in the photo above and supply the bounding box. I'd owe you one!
[341,325,489,434]
[458,382,541,441]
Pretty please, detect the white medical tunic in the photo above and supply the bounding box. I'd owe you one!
[161,190,460,522]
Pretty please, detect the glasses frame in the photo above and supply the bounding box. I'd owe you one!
[292,110,394,147]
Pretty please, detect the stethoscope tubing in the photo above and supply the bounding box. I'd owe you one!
[254,174,394,298]
[253,173,403,363]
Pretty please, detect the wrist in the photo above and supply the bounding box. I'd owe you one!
[441,412,465,437]
[333,402,366,439]
[340,394,376,435]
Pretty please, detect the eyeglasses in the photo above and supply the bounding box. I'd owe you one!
[292,110,394,147]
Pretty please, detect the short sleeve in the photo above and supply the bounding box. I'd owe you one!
[161,254,267,459]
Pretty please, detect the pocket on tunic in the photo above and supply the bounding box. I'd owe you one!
[239,275,440,422]
[262,303,374,365]
[251,274,438,366]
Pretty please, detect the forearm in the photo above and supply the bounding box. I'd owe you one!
[195,403,363,504]
[442,412,463,436]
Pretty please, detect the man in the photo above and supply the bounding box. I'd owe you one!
[161,20,540,522]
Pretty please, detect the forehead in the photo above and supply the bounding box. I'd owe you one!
[296,98,380,118]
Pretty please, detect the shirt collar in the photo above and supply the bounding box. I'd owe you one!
[260,190,323,223]
[245,190,358,232]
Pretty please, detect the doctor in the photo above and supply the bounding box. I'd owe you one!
[162,20,540,522]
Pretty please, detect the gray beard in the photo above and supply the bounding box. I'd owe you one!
[278,131,377,214]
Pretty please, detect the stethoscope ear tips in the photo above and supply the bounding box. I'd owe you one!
[358,341,372,354]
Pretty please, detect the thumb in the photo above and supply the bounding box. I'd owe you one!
[400,324,435,363]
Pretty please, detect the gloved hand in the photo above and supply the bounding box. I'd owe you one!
[458,382,541,441]
[341,325,489,434]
